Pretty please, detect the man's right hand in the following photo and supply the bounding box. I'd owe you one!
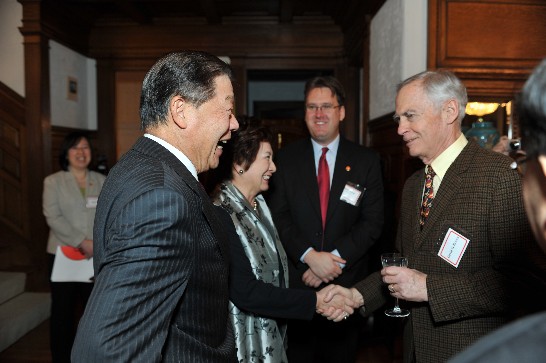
[316,285,364,322]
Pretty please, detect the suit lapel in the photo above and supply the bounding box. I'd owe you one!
[416,142,474,247]
[327,138,350,223]
[193,181,231,264]
[299,140,322,221]
[402,171,424,250]
[133,137,230,262]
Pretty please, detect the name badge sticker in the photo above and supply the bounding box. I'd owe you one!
[340,182,365,207]
[438,228,470,268]
[86,196,98,209]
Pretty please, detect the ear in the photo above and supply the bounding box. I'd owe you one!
[233,164,245,177]
[443,99,459,124]
[233,163,243,171]
[339,105,346,122]
[170,96,188,129]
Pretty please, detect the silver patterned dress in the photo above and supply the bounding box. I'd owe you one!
[215,182,290,363]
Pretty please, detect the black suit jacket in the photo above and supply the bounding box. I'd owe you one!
[72,137,235,362]
[267,136,384,289]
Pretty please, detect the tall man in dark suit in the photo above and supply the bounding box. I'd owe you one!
[267,76,384,363]
[326,70,536,363]
[71,51,239,362]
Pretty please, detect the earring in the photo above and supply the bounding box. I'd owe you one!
[238,169,244,174]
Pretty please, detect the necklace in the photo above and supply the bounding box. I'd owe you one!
[252,200,258,211]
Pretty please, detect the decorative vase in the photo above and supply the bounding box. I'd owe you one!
[465,120,500,149]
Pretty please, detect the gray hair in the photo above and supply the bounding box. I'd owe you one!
[397,70,468,123]
[139,51,234,131]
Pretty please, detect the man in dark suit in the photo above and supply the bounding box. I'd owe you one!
[267,76,384,363]
[71,51,239,362]
[326,70,537,363]
[448,58,546,363]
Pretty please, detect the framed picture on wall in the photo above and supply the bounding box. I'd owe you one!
[67,76,78,101]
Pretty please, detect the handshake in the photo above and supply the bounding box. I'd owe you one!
[315,285,364,322]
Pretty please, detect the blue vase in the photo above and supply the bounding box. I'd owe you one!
[465,121,500,149]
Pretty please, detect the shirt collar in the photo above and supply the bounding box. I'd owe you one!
[429,133,468,181]
[144,133,198,180]
[311,135,340,160]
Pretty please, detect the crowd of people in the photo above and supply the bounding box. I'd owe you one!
[42,50,546,363]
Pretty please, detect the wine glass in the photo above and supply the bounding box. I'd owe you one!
[380,253,410,318]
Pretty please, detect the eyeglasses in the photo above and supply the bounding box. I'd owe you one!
[305,104,341,113]
[510,156,528,176]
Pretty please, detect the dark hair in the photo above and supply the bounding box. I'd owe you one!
[139,51,234,131]
[304,76,346,106]
[230,117,274,174]
[204,117,274,195]
[515,58,546,158]
[397,70,468,124]
[59,131,92,171]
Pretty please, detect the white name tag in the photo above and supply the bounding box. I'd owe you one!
[438,228,470,268]
[86,196,98,209]
[340,182,365,206]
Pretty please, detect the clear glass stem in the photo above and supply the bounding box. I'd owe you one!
[393,298,402,313]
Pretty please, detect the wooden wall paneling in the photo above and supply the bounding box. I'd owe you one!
[335,63,360,143]
[37,0,94,56]
[0,83,26,240]
[229,58,248,118]
[367,114,422,216]
[428,0,546,98]
[445,3,546,63]
[369,116,402,192]
[89,22,345,62]
[96,60,118,172]
[361,15,373,146]
[17,0,53,287]
[115,71,145,159]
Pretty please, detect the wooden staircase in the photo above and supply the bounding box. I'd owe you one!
[0,272,50,352]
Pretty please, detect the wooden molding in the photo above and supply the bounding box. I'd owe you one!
[0,82,26,237]
[428,0,546,98]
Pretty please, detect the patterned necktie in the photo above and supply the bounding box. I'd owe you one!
[419,165,436,228]
[317,147,330,230]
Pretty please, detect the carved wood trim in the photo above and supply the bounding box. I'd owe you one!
[428,0,546,98]
[0,82,26,238]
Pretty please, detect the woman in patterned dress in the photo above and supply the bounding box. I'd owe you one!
[213,120,352,363]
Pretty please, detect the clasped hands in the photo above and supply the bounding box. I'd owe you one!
[302,250,345,288]
[315,285,364,322]
[303,250,364,322]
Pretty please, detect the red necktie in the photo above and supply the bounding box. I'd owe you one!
[317,147,330,230]
[419,165,436,229]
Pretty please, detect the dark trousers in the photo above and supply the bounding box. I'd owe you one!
[47,254,93,363]
[287,313,363,363]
